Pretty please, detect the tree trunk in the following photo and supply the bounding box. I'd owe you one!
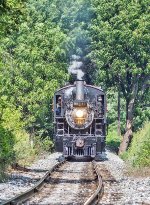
[119,80,139,155]
[118,100,133,155]
[117,88,121,136]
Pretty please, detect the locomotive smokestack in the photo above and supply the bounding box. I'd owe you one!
[76,80,84,100]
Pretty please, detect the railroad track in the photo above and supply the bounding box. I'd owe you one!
[2,158,104,205]
[84,161,103,205]
[1,158,66,205]
[97,163,124,205]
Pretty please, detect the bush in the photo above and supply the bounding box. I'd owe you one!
[0,102,54,168]
[125,122,150,167]
[13,130,36,166]
[106,123,121,152]
[0,125,15,180]
[34,136,54,154]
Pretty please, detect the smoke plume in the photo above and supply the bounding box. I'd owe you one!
[68,55,84,80]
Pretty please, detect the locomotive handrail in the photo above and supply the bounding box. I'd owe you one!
[2,158,66,205]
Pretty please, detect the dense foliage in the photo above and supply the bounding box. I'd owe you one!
[123,122,150,167]
[0,0,69,173]
[0,125,15,179]
[89,0,150,153]
[0,0,149,174]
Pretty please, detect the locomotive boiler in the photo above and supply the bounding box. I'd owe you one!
[53,80,107,158]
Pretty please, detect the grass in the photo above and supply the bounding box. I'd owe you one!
[106,122,150,176]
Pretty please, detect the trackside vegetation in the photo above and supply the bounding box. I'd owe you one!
[122,122,150,168]
[0,0,149,179]
[106,125,121,152]
[0,126,15,180]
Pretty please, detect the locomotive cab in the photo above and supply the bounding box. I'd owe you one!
[55,95,62,116]
[53,80,107,159]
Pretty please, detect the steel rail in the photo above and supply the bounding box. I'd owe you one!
[84,161,103,205]
[2,158,66,205]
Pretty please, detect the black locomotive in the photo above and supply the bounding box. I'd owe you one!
[53,80,107,158]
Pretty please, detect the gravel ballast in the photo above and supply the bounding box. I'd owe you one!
[0,152,61,204]
[0,150,150,204]
[29,160,96,204]
[96,150,150,205]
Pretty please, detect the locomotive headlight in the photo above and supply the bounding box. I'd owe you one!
[76,110,84,118]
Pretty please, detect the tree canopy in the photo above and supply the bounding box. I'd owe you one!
[0,0,149,171]
[89,0,150,153]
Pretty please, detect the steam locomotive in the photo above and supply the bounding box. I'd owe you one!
[53,80,107,158]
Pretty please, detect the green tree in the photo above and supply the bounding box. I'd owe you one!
[90,0,150,153]
[0,0,69,140]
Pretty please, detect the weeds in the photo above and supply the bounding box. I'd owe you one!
[123,122,150,168]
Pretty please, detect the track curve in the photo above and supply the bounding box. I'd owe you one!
[2,158,105,205]
[28,159,97,204]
